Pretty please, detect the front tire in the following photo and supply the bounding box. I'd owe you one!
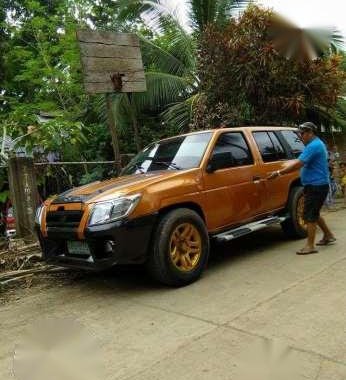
[147,208,209,286]
[281,186,307,238]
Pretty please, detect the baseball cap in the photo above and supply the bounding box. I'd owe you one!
[298,122,317,133]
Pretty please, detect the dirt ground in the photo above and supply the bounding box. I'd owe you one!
[1,208,346,380]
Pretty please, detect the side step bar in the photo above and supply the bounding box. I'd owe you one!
[214,216,287,242]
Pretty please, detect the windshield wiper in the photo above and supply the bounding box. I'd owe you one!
[152,160,182,170]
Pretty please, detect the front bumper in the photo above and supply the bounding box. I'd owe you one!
[37,214,157,270]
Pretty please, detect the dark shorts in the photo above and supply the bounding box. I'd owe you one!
[303,184,329,223]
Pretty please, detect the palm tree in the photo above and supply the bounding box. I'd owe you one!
[100,1,344,152]
[110,0,249,148]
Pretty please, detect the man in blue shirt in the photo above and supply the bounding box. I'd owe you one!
[269,122,336,254]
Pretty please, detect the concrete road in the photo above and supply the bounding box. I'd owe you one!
[1,210,346,379]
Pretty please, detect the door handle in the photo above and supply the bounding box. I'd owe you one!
[253,175,261,182]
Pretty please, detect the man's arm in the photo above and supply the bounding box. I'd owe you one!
[267,159,303,179]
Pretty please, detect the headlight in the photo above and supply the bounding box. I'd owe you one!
[88,194,141,226]
[35,205,44,225]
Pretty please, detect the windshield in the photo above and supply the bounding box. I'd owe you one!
[121,132,212,175]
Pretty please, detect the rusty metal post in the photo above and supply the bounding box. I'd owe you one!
[8,157,39,239]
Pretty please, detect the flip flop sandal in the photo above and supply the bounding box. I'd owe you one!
[296,248,318,255]
[316,238,336,246]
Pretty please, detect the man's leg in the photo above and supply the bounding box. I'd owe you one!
[317,216,335,241]
[298,187,320,253]
[305,222,317,250]
[297,222,318,254]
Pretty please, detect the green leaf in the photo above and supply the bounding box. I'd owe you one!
[0,190,10,203]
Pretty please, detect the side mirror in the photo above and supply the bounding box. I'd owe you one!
[206,161,215,173]
[206,152,235,173]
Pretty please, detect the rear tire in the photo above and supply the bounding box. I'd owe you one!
[281,186,307,239]
[147,208,209,286]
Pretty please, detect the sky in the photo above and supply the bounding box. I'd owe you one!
[170,0,346,41]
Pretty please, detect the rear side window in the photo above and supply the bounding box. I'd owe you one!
[253,132,288,162]
[212,132,253,168]
[280,130,305,158]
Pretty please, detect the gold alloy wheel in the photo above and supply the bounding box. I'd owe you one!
[169,223,202,272]
[297,195,307,230]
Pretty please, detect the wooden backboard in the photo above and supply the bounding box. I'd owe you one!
[77,30,147,94]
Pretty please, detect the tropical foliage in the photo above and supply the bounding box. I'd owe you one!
[114,0,250,134]
[194,6,346,129]
[0,0,345,199]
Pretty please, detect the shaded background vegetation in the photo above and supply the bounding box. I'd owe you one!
[0,0,345,197]
[195,6,346,128]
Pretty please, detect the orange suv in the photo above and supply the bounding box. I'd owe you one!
[36,127,307,286]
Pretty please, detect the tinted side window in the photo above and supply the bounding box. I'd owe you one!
[281,130,305,158]
[212,132,253,168]
[268,132,288,160]
[253,132,285,162]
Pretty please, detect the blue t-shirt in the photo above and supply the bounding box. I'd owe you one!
[298,137,329,186]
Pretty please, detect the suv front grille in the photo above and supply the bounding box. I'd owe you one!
[46,210,84,228]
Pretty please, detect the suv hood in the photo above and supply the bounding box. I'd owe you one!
[51,171,187,204]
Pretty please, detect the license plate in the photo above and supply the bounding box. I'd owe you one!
[67,241,91,256]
